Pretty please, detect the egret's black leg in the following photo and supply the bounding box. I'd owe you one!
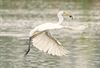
[24,37,32,56]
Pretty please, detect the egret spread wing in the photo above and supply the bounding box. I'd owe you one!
[31,31,69,56]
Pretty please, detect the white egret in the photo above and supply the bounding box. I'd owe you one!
[25,11,84,56]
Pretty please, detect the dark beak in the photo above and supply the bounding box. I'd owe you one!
[24,37,32,56]
[69,15,73,20]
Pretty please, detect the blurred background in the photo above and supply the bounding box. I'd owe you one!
[0,0,100,68]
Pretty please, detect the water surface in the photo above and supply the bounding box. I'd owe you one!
[0,0,100,68]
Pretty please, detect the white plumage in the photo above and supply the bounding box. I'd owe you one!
[32,32,68,56]
[25,11,86,56]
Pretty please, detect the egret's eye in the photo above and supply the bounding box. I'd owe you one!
[69,15,72,17]
[69,15,73,19]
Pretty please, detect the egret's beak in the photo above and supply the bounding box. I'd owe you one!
[63,11,73,19]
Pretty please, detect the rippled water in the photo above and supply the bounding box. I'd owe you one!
[0,0,100,68]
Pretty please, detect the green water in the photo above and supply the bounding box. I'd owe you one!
[0,0,100,68]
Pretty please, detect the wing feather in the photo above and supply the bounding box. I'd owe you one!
[32,31,69,56]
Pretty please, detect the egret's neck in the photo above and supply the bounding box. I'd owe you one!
[57,14,64,24]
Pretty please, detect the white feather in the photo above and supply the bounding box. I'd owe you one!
[27,11,87,56]
[31,32,69,56]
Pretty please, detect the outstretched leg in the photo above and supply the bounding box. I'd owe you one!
[24,37,32,56]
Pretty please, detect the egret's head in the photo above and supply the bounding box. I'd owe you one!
[58,11,73,19]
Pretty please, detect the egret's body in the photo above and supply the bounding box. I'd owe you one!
[29,11,69,36]
[25,11,85,56]
[29,23,63,36]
